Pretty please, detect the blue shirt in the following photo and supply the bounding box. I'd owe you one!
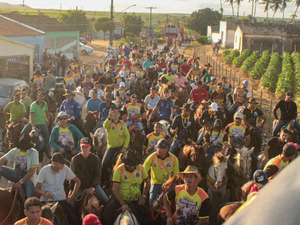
[143,61,153,69]
[86,99,103,112]
[156,99,174,120]
[123,48,131,56]
[98,102,116,122]
[60,99,81,120]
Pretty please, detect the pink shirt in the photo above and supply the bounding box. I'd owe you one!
[173,76,188,88]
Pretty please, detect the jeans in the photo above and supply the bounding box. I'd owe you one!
[125,120,145,137]
[252,127,263,154]
[72,185,109,207]
[190,102,198,111]
[149,184,162,206]
[2,121,24,147]
[272,119,300,136]
[0,166,35,197]
[228,102,243,120]
[102,147,122,183]
[169,138,184,157]
[196,129,206,144]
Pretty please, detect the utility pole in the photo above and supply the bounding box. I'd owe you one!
[23,0,24,7]
[109,0,114,47]
[60,3,62,13]
[145,7,157,45]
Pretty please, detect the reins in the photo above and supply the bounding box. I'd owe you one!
[0,189,19,225]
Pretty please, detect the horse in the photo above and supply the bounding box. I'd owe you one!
[104,84,115,96]
[229,147,254,201]
[239,181,255,202]
[73,91,87,121]
[176,84,190,109]
[159,120,171,139]
[4,122,22,152]
[84,111,100,135]
[129,127,144,154]
[134,79,147,100]
[90,127,107,161]
[177,144,205,171]
[41,202,69,225]
[145,108,158,133]
[114,210,139,225]
[194,100,210,130]
[216,201,243,225]
[78,192,104,220]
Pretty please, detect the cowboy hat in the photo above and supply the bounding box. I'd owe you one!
[178,165,201,180]
[248,98,259,104]
[180,103,192,111]
[205,63,212,67]
[14,134,34,150]
[121,149,143,166]
[63,89,75,96]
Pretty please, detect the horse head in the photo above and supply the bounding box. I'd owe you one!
[212,152,228,188]
[91,128,106,154]
[81,193,104,220]
[183,144,205,168]
[84,111,98,134]
[6,123,21,149]
[234,147,254,181]
[159,120,171,138]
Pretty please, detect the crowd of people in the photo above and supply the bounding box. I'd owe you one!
[0,40,300,225]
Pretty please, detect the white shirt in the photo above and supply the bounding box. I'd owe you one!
[144,95,160,109]
[89,88,104,100]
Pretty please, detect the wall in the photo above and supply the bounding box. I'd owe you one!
[211,32,220,44]
[242,35,285,53]
[5,35,44,64]
[234,26,243,52]
[207,26,212,43]
[226,30,235,48]
[219,21,227,48]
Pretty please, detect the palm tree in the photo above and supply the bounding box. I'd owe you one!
[282,0,291,20]
[219,0,224,18]
[291,0,300,22]
[260,0,271,20]
[271,0,282,21]
[224,0,235,17]
[253,0,259,18]
[249,0,254,17]
[235,0,243,19]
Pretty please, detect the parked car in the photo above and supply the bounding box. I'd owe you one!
[79,37,88,45]
[79,43,93,55]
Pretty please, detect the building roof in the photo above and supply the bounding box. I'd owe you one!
[211,25,219,32]
[0,15,44,36]
[238,22,300,36]
[0,35,34,49]
[2,13,79,32]
[226,21,241,30]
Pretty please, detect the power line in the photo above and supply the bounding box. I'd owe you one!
[145,6,157,44]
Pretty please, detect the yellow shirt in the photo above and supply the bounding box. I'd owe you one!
[14,217,53,225]
[143,152,179,184]
[58,126,75,149]
[113,163,148,201]
[145,132,166,149]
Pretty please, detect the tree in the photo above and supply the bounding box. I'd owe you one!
[235,0,243,19]
[121,13,143,36]
[186,8,222,35]
[282,0,291,20]
[57,10,89,33]
[254,0,259,18]
[93,17,115,40]
[270,0,282,21]
[224,0,235,17]
[260,0,271,20]
[249,0,254,18]
[219,0,224,18]
[291,0,300,22]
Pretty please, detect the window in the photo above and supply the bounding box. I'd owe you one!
[235,36,237,43]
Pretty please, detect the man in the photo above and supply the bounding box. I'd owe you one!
[42,49,49,65]
[60,90,86,136]
[49,112,84,159]
[144,139,179,205]
[144,87,160,110]
[72,47,78,60]
[190,76,200,90]
[211,82,226,106]
[102,106,130,188]
[146,65,159,88]
[186,62,200,80]
[98,93,116,127]
[81,62,91,77]
[144,122,166,154]
[20,88,32,119]
[115,82,126,108]
[242,98,266,154]
[0,134,38,198]
[172,71,189,88]
[89,81,104,100]
[249,170,269,194]
[228,80,250,120]
[122,45,132,57]
[108,55,117,69]
[21,90,50,158]
[150,88,174,122]
[208,76,218,93]
[64,70,76,91]
[161,69,175,84]
[143,55,153,69]
[31,70,44,89]
[170,103,196,156]
[164,165,209,225]
[122,56,132,68]
[190,81,209,110]
[14,197,53,225]
[91,66,102,83]
[203,68,215,84]
[272,91,300,136]
[70,137,108,205]
[221,76,232,93]
[2,94,26,150]
[35,153,81,225]
[44,70,56,93]
[101,149,152,225]
[98,71,114,88]
[86,88,103,113]
[264,142,297,179]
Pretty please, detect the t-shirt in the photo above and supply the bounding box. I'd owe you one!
[103,119,130,148]
[5,101,26,122]
[37,164,76,201]
[273,100,297,121]
[204,130,228,147]
[143,152,179,184]
[21,98,32,114]
[64,77,75,87]
[181,64,191,74]
[156,99,174,120]
[30,101,48,125]
[192,87,209,104]
[44,76,56,90]
[123,103,145,121]
[144,95,160,109]
[266,137,285,159]
[112,163,148,201]
[86,99,103,112]
[203,73,215,84]
[162,74,175,84]
[242,107,263,127]
[14,217,53,225]
[225,123,250,144]
[16,151,27,173]
[98,77,114,86]
[58,126,75,150]
[173,76,188,88]
[73,73,81,82]
[144,132,166,150]
[143,61,153,69]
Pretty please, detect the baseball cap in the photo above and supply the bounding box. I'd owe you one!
[37,90,46,95]
[131,94,138,99]
[242,80,249,87]
[82,214,102,225]
[57,111,69,118]
[80,137,92,146]
[253,170,268,185]
[156,139,169,149]
[286,91,293,97]
[282,142,298,157]
[51,153,66,164]
[210,102,218,111]
[119,82,125,88]
[211,76,216,81]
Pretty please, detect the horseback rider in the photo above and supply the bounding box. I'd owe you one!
[60,90,86,136]
[97,92,116,127]
[190,80,209,111]
[0,134,38,198]
[1,94,26,151]
[101,149,153,225]
[211,82,226,106]
[203,68,215,85]
[242,98,266,154]
[81,62,91,77]
[144,139,179,206]
[169,103,196,157]
[115,82,126,108]
[70,137,108,206]
[35,153,81,225]
[86,88,103,113]
[102,106,130,189]
[250,170,269,194]
[49,112,84,160]
[264,142,298,179]
[144,122,166,155]
[172,71,188,88]
[64,70,76,91]
[144,87,160,110]
[164,165,209,225]
[272,91,300,136]
[208,76,218,93]
[220,76,232,93]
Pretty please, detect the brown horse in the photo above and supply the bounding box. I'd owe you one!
[194,100,210,130]
[216,202,243,225]
[177,144,205,171]
[176,84,190,109]
[239,181,255,202]
[41,202,69,225]
[90,127,107,161]
[84,111,100,135]
[129,127,144,154]
[4,122,22,152]
[78,192,104,220]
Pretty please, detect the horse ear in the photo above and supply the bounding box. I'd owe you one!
[96,205,104,215]
[13,123,19,128]
[90,132,94,139]
[248,147,254,156]
[50,202,58,215]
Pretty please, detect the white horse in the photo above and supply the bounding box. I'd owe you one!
[74,91,87,120]
[114,210,139,225]
[90,127,107,161]
[159,120,171,138]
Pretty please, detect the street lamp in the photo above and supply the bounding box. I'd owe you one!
[109,4,136,47]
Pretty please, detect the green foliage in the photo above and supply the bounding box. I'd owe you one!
[248,50,270,78]
[93,17,115,41]
[121,13,144,36]
[275,52,293,96]
[223,49,240,64]
[185,8,222,35]
[291,52,300,102]
[116,36,138,46]
[222,49,231,56]
[57,10,89,33]
[232,49,250,67]
[154,29,164,38]
[196,36,209,44]
[260,52,281,90]
[157,38,165,44]
[241,51,260,72]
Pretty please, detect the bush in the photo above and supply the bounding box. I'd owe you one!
[241,51,260,72]
[222,49,231,56]
[232,49,250,67]
[248,50,270,78]
[223,49,240,64]
[260,52,281,90]
[196,36,209,44]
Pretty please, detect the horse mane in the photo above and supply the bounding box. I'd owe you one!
[113,153,123,171]
[213,152,227,165]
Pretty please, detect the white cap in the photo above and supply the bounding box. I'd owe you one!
[120,82,125,87]
[120,71,125,77]
[234,112,243,119]
[57,111,69,118]
[210,102,218,111]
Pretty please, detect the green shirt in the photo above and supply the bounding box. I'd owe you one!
[162,74,175,84]
[203,73,215,84]
[21,97,32,113]
[30,101,48,124]
[5,101,26,122]
[103,118,130,148]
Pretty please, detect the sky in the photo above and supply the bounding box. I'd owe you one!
[2,0,299,19]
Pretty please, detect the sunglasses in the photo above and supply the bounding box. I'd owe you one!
[92,92,97,95]
[58,117,67,120]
